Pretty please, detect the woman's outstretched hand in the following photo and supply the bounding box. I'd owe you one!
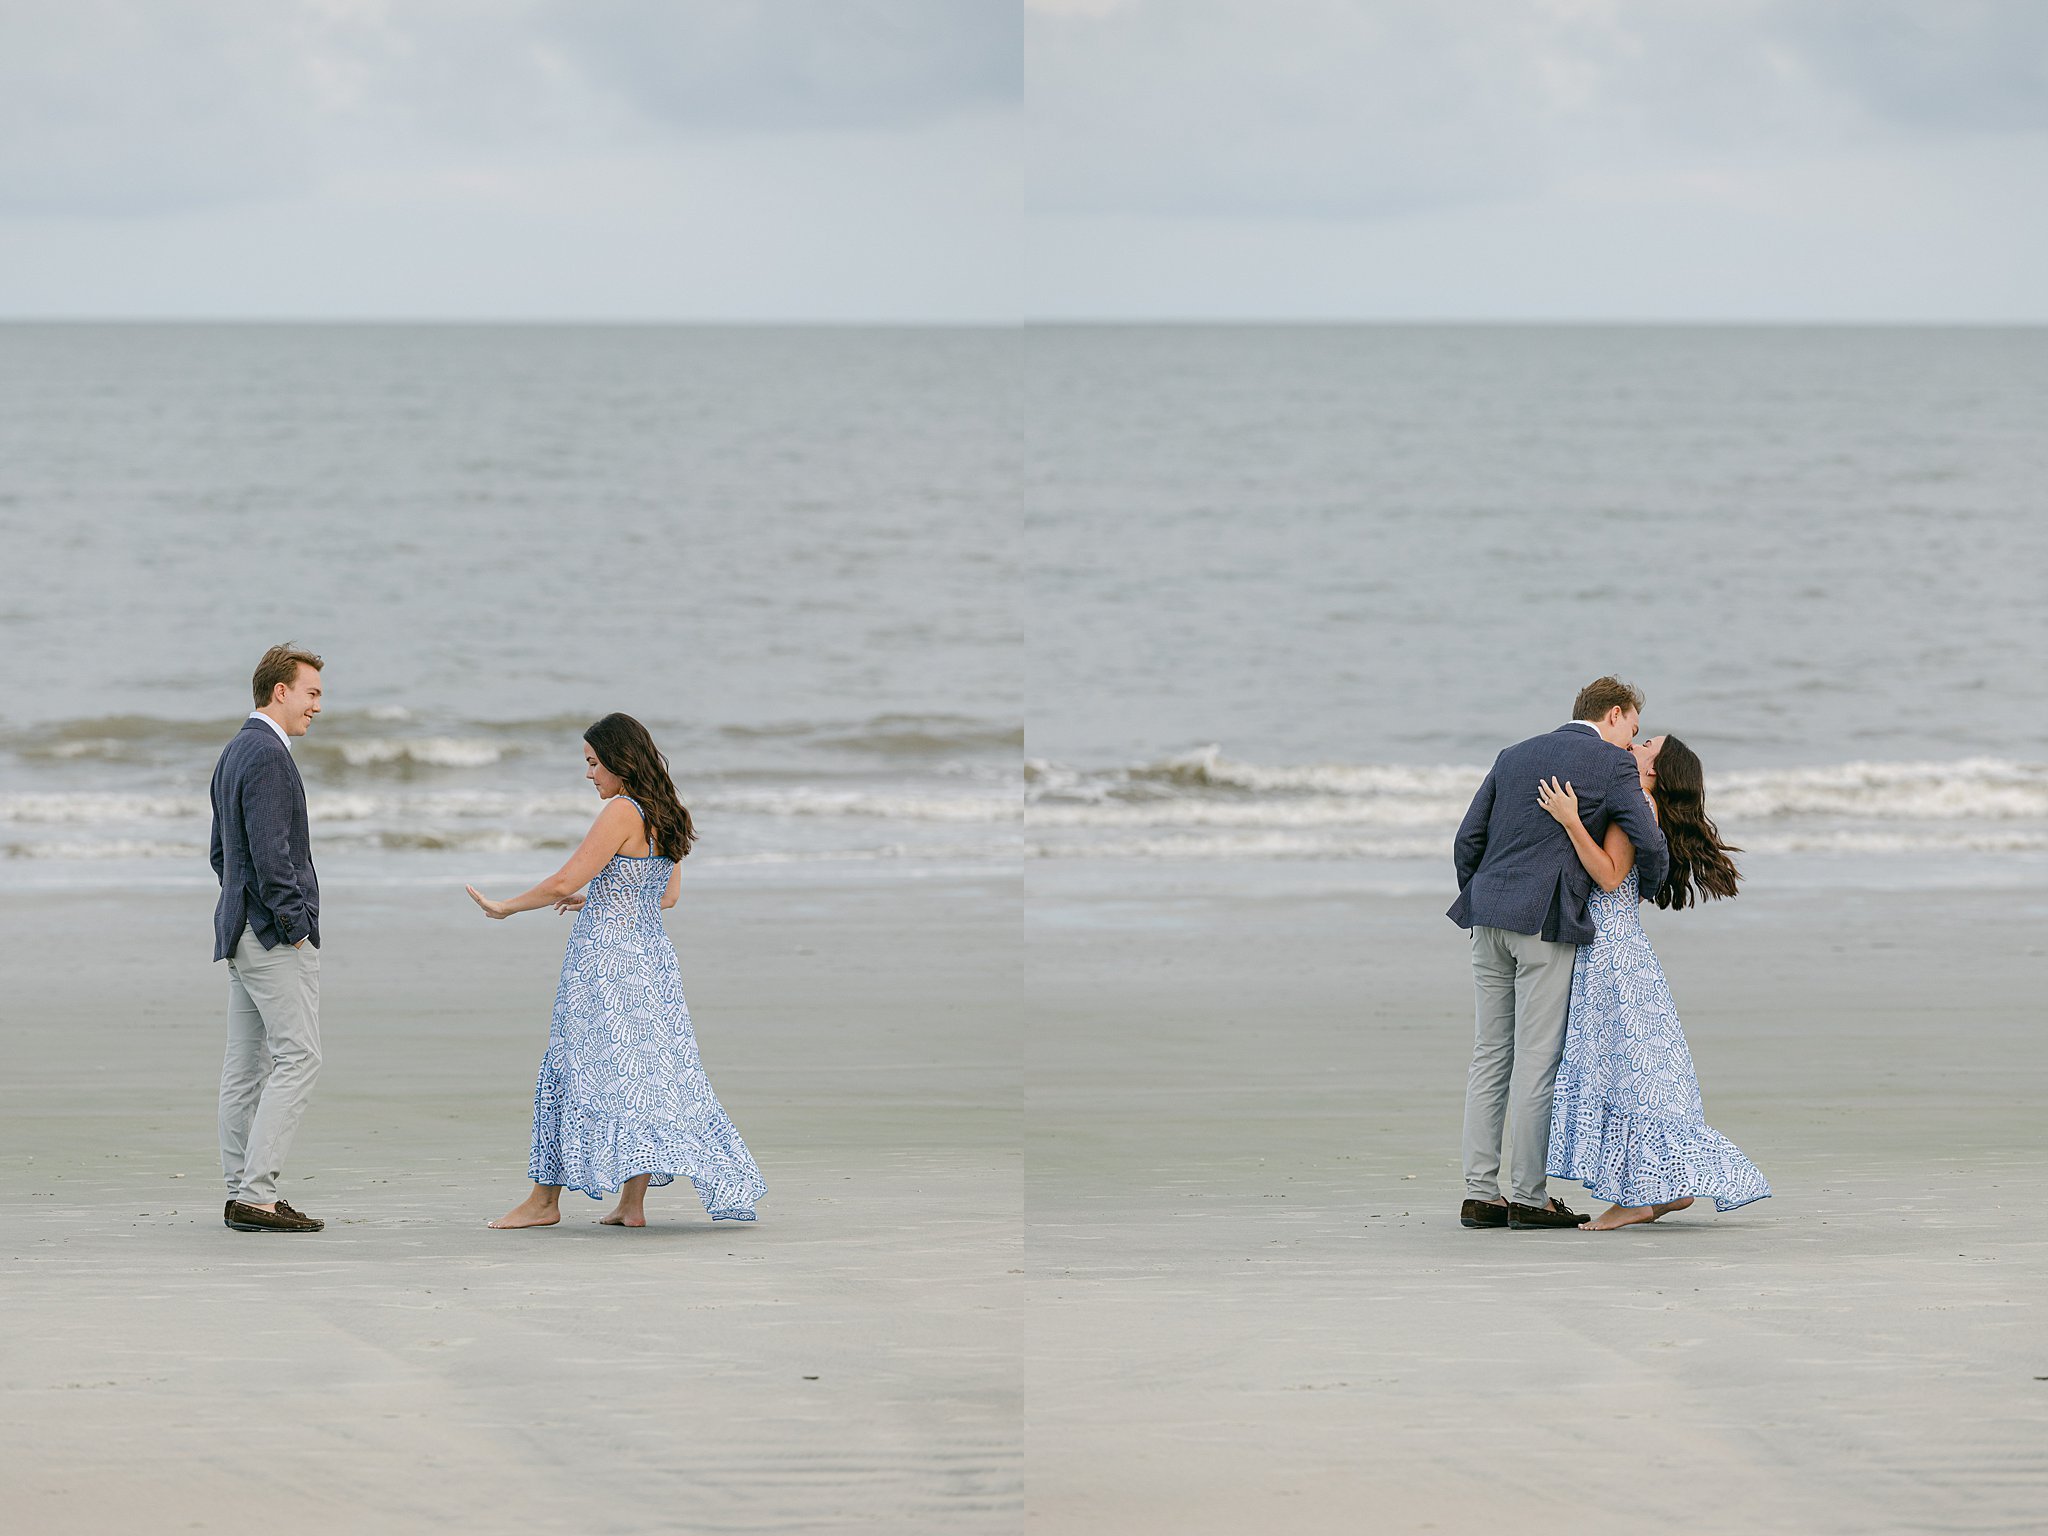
[465,884,510,920]
[552,893,586,914]
[1536,776,1579,826]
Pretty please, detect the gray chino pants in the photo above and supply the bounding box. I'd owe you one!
[219,924,322,1204]
[1461,925,1577,1207]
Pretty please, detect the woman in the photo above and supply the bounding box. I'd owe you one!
[465,713,765,1230]
[1535,734,1768,1231]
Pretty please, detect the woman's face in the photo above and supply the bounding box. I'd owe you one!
[1632,735,1666,789]
[584,743,624,798]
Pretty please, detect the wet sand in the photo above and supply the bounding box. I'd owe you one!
[9,861,2046,1534]
[1026,864,2048,1535]
[0,871,1020,1535]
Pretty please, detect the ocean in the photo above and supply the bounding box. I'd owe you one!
[1023,324,2048,875]
[3,323,2043,888]
[0,324,1020,885]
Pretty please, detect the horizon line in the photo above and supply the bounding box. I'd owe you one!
[3,315,2046,329]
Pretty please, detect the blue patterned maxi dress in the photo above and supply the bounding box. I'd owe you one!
[1547,871,1769,1212]
[528,814,765,1220]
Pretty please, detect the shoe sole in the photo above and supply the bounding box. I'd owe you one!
[223,1220,323,1232]
[1460,1218,1508,1228]
[1507,1221,1590,1230]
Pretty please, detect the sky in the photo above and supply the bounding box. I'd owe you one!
[1,0,2044,321]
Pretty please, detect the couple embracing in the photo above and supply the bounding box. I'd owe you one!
[1450,676,1768,1232]
[210,643,764,1235]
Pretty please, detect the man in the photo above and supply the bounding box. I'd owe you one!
[210,643,327,1233]
[1447,676,1669,1230]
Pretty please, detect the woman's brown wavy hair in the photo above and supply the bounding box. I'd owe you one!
[1647,735,1740,910]
[584,713,697,861]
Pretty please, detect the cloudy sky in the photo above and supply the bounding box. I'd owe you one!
[2,0,2044,320]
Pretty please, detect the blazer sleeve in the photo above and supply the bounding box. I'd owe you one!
[1453,760,1498,888]
[243,754,312,944]
[209,797,225,883]
[1606,752,1669,899]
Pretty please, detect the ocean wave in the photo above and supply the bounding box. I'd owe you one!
[1032,833,1451,860]
[705,789,1019,822]
[1,833,1018,863]
[1029,796,1457,829]
[0,793,210,823]
[0,785,1021,828]
[7,711,453,754]
[816,716,1022,758]
[313,737,511,770]
[9,715,231,763]
[1714,759,2048,821]
[1079,745,1484,799]
[4,838,206,860]
[7,709,1023,773]
[1031,829,2048,860]
[0,791,562,824]
[724,713,1022,758]
[332,829,574,853]
[1029,751,2048,824]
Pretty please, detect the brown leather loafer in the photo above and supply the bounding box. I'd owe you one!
[1507,1198,1590,1229]
[1460,1198,1509,1228]
[225,1199,324,1233]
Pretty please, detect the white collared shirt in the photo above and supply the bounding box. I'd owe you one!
[248,710,292,749]
[1560,721,1599,735]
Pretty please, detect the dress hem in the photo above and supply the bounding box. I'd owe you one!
[532,1160,765,1216]
[1551,1168,1771,1215]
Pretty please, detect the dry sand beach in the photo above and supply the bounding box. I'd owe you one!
[0,871,1021,1536]
[1027,861,2048,1536]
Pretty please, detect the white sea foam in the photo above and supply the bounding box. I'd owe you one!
[4,838,206,860]
[1031,828,2048,861]
[13,755,2033,865]
[704,789,1019,822]
[0,778,1025,869]
[0,794,209,823]
[1029,796,1460,829]
[1713,759,2048,821]
[1030,752,2048,823]
[1116,745,1488,798]
[330,737,509,769]
[0,791,576,824]
[1023,752,2048,860]
[1032,833,1451,860]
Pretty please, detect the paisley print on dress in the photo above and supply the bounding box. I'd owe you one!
[528,800,765,1219]
[1547,871,1769,1212]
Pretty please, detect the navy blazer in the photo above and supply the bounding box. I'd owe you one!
[1447,723,1669,945]
[209,717,320,960]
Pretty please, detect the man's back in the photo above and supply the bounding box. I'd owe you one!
[1448,723,1661,944]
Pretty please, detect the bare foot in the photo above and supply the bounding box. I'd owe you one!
[1585,1203,1659,1231]
[1646,1197,1695,1222]
[487,1199,561,1230]
[598,1206,646,1227]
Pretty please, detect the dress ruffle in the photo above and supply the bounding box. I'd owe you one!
[530,1045,766,1210]
[1551,1101,1771,1212]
